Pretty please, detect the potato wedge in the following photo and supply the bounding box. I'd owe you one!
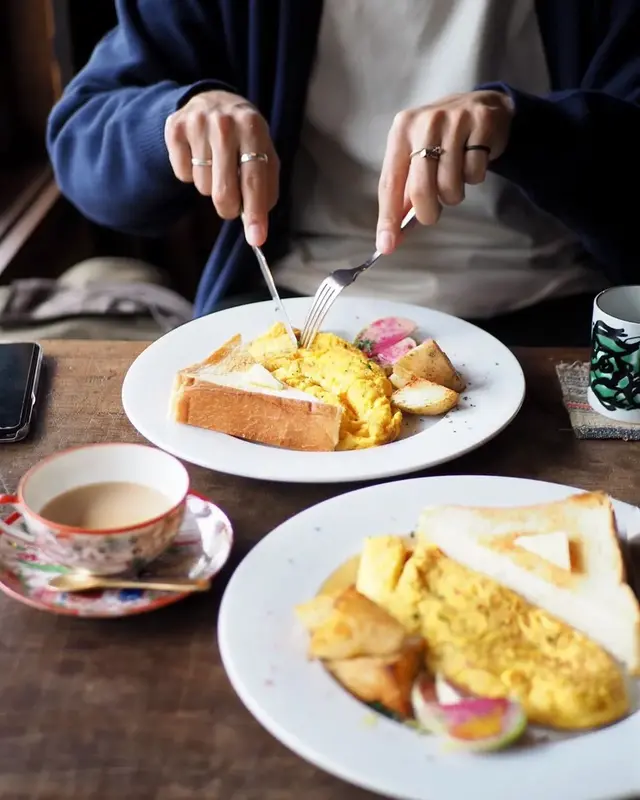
[392,379,459,416]
[356,535,408,608]
[306,586,407,660]
[391,339,466,392]
[325,637,425,717]
[295,594,339,633]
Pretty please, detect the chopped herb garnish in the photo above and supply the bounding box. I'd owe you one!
[368,701,404,722]
[354,337,375,357]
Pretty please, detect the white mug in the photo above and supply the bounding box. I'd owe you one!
[588,286,640,423]
[0,443,190,575]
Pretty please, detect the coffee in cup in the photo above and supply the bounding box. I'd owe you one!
[0,443,190,575]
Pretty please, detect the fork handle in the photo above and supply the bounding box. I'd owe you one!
[356,207,418,276]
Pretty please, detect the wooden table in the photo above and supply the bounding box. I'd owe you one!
[0,341,637,800]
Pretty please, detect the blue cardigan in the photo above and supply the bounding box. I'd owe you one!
[47,0,640,317]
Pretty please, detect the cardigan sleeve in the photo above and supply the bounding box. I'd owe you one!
[46,0,237,235]
[480,3,640,281]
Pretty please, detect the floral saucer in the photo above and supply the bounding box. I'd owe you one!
[0,493,233,618]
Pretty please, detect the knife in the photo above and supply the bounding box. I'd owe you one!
[250,242,298,348]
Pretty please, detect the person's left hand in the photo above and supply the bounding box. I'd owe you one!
[376,90,514,254]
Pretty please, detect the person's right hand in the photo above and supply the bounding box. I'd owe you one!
[165,90,279,247]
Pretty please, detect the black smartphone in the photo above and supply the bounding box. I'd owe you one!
[0,342,44,443]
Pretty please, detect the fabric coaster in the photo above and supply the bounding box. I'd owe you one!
[556,361,640,440]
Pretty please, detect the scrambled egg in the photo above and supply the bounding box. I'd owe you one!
[356,536,630,730]
[249,323,402,450]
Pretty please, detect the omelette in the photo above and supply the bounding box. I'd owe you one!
[248,323,402,450]
[356,536,630,730]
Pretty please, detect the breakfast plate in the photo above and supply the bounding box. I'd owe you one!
[0,493,233,617]
[122,297,525,483]
[217,475,640,800]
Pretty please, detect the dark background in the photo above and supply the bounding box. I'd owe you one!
[0,0,215,300]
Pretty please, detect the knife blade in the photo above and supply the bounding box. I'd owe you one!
[250,243,298,348]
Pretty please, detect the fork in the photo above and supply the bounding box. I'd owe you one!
[299,207,418,348]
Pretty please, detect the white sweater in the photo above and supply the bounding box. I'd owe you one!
[274,0,605,318]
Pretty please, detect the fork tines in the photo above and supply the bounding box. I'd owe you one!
[300,279,341,348]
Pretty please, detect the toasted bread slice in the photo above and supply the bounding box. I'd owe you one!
[170,335,342,451]
[417,491,640,674]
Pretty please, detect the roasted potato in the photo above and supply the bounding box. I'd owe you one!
[295,593,338,632]
[356,535,408,607]
[325,637,425,717]
[391,339,466,392]
[301,586,408,660]
[391,379,459,416]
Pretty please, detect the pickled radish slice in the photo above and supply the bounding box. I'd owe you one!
[354,317,418,357]
[435,675,466,705]
[375,337,418,368]
[412,675,527,752]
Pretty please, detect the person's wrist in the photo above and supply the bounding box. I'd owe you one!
[175,81,239,112]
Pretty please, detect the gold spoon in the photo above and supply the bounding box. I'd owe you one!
[48,573,211,593]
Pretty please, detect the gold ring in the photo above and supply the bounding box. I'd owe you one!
[239,152,269,165]
[410,146,444,161]
[191,157,213,167]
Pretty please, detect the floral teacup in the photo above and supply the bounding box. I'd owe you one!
[0,443,190,576]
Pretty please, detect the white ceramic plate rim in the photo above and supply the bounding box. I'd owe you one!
[122,297,525,484]
[217,475,640,800]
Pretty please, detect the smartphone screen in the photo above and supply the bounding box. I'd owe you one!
[0,342,40,431]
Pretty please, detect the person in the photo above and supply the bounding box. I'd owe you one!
[46,1,640,346]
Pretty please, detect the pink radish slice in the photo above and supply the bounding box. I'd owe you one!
[374,337,417,367]
[435,675,471,704]
[412,675,527,752]
[354,317,418,357]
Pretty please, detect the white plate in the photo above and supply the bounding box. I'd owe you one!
[218,475,640,800]
[122,297,524,483]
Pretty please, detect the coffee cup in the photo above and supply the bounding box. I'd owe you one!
[0,443,190,575]
[588,286,640,423]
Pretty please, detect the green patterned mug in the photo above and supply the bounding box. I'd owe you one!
[588,286,640,422]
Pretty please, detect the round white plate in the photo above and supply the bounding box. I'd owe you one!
[218,475,640,800]
[122,297,524,483]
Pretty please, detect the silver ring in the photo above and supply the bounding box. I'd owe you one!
[410,146,444,161]
[191,157,213,167]
[239,152,269,165]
